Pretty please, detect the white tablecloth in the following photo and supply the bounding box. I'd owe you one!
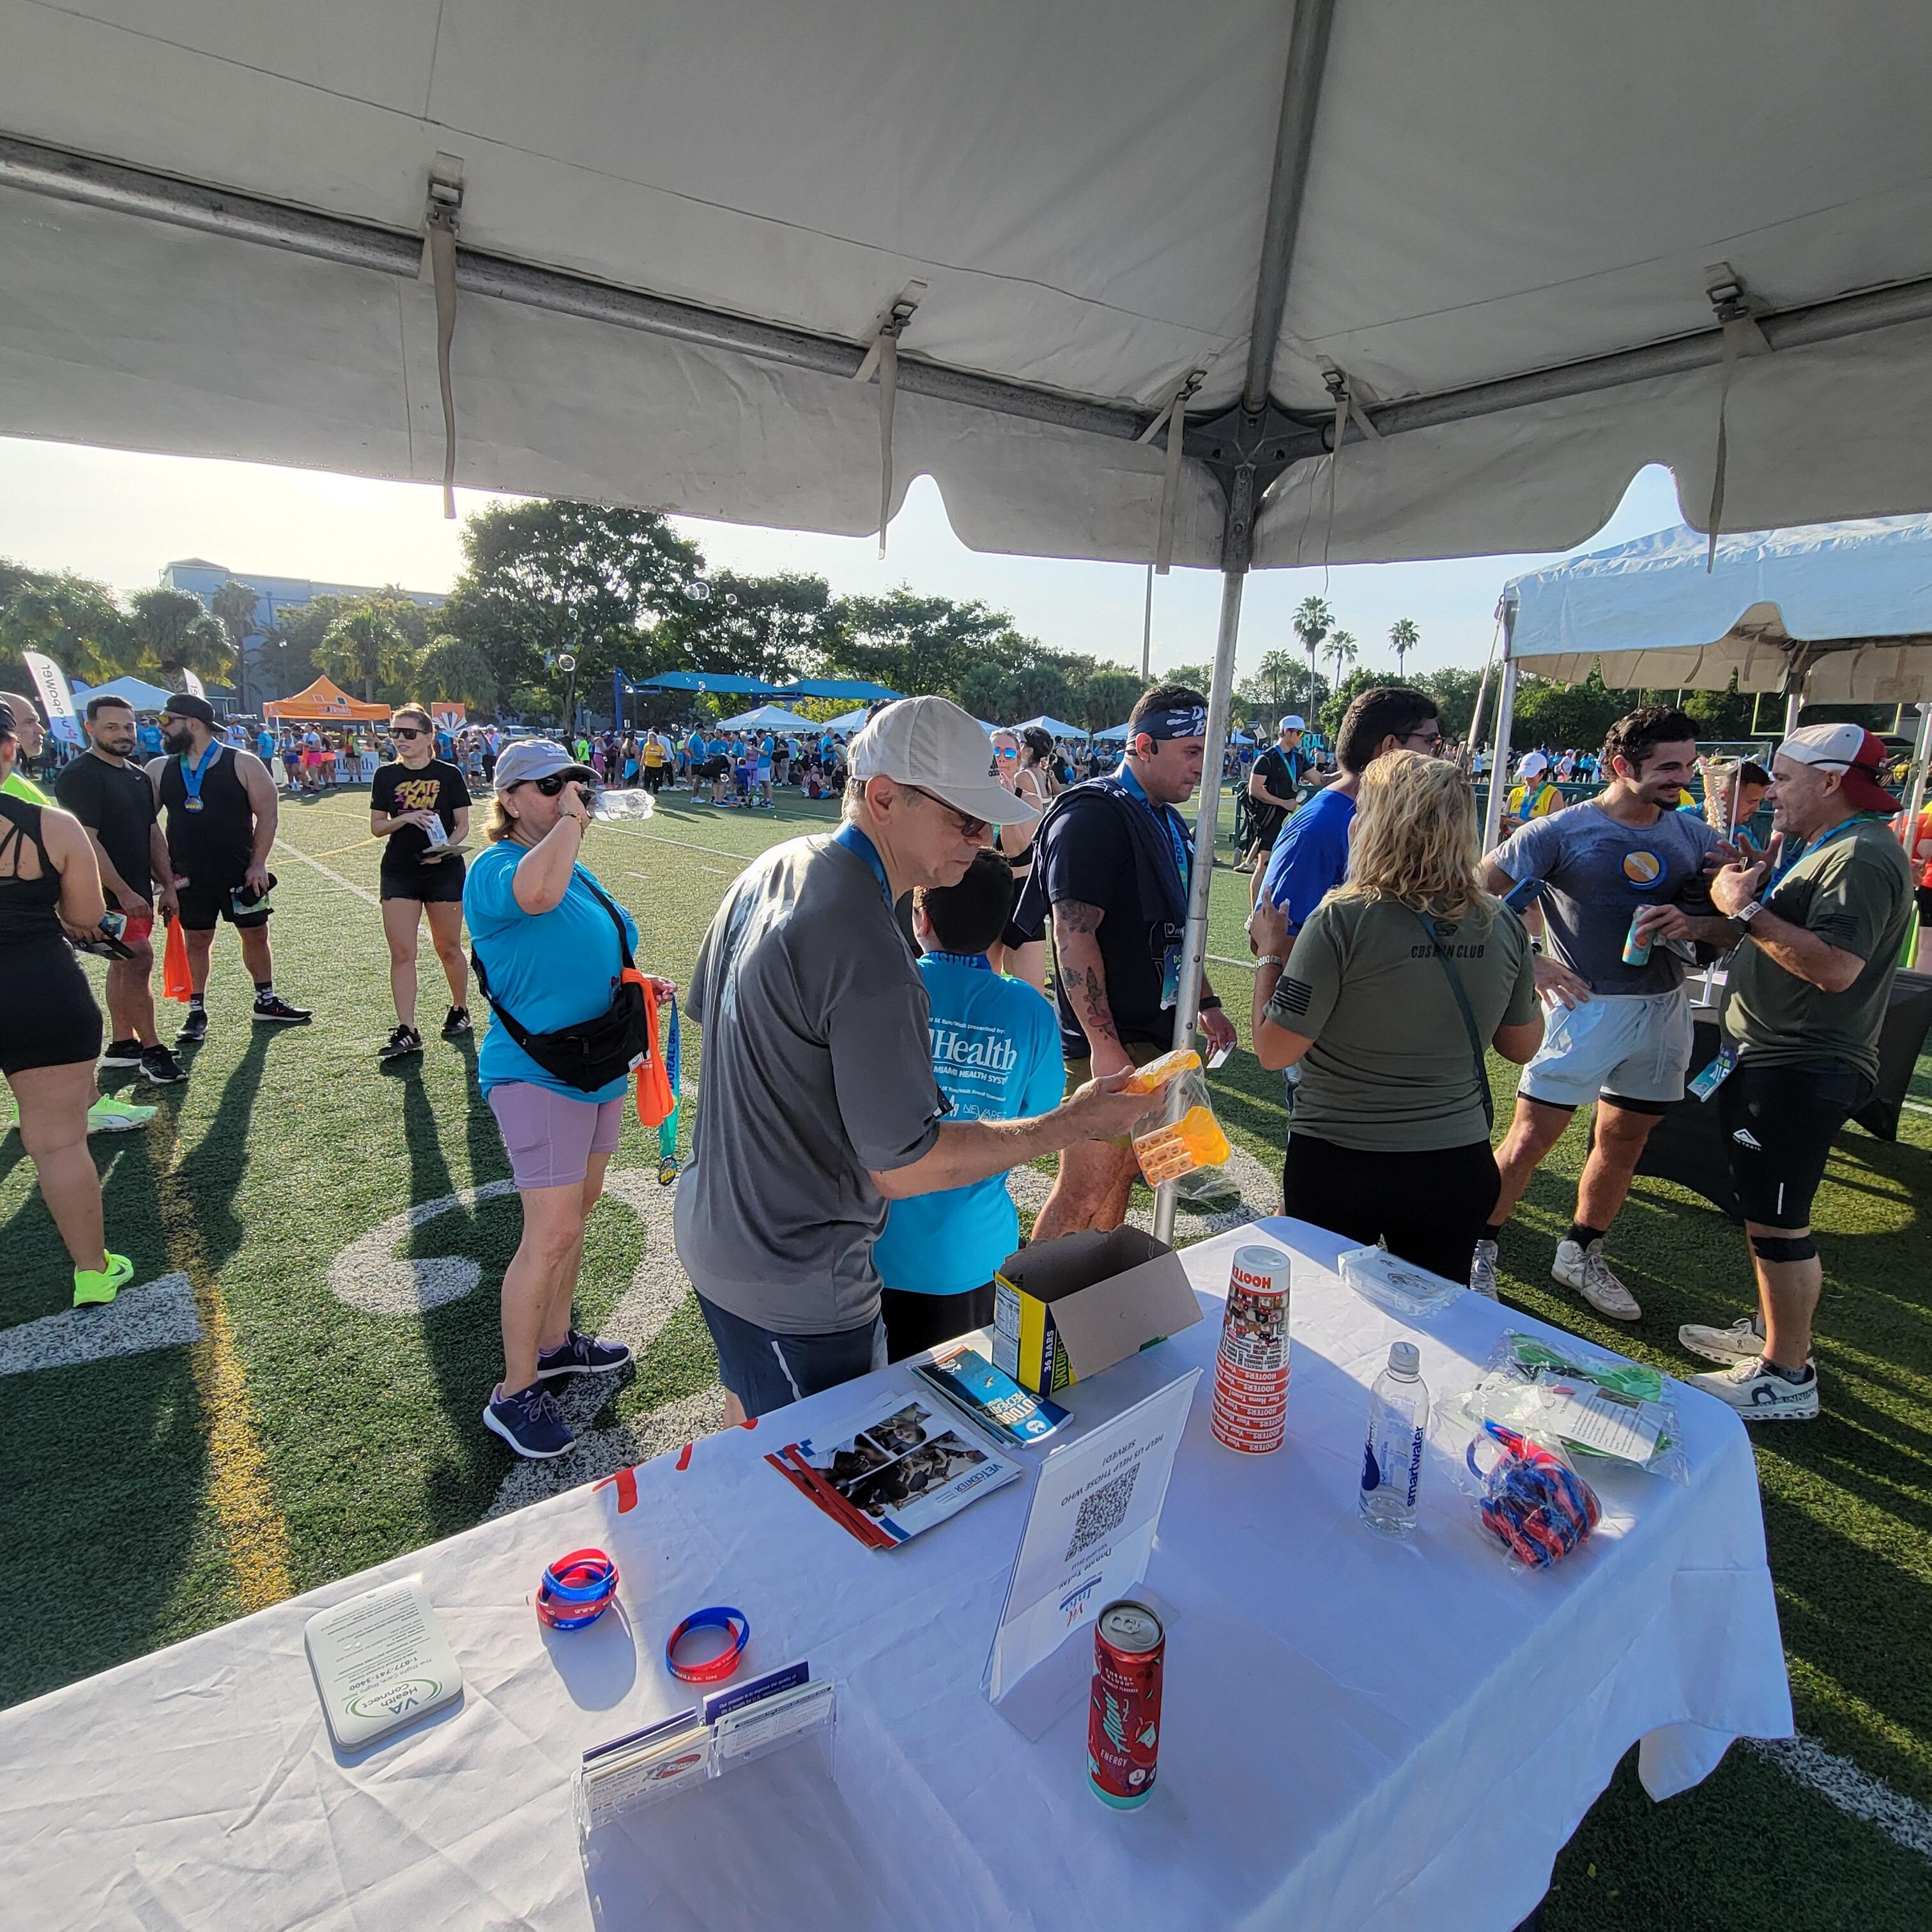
[0,1221,1791,1932]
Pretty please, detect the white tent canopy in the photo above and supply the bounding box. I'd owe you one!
[1015,716,1089,740]
[818,708,870,736]
[1505,518,1932,702]
[70,674,173,712]
[712,703,811,732]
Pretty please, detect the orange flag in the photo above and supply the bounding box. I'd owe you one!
[162,915,193,1003]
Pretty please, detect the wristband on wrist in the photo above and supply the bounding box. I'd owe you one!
[1199,996,1222,1011]
[1255,954,1286,969]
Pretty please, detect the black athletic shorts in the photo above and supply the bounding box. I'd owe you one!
[1282,1133,1501,1286]
[379,857,466,904]
[881,1282,995,1365]
[1719,1055,1873,1229]
[1,938,103,1075]
[1915,884,1932,928]
[175,873,272,932]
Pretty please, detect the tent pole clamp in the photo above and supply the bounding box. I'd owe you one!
[1184,400,1303,571]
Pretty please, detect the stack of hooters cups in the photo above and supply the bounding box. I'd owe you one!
[1211,1245,1292,1454]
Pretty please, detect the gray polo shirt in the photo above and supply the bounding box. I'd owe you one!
[675,832,946,1334]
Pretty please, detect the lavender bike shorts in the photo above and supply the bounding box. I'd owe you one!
[487,1082,624,1190]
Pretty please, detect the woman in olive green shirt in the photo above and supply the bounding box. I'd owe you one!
[1252,752,1544,1284]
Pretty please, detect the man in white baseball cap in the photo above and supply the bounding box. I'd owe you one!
[675,695,1155,1419]
[1239,713,1310,871]
[1652,722,1911,1420]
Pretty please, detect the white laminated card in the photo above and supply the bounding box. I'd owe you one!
[304,1576,463,1752]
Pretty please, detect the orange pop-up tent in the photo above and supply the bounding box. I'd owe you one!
[262,676,390,723]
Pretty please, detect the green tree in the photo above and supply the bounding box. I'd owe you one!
[1241,648,1303,714]
[1416,664,1485,740]
[1511,666,1627,751]
[1159,662,1215,695]
[1388,618,1419,678]
[415,633,499,712]
[1291,595,1333,712]
[1078,668,1144,732]
[210,579,264,703]
[317,602,415,702]
[825,590,1026,700]
[128,586,231,684]
[1324,629,1358,687]
[442,500,707,706]
[667,569,838,687]
[1002,663,1073,723]
[1318,665,1400,738]
[1682,671,1758,740]
[0,569,136,684]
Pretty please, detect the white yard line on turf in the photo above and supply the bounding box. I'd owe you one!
[1749,1735,1932,1859]
[272,836,380,908]
[596,821,785,866]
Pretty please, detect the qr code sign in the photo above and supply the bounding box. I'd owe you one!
[1065,1465,1140,1565]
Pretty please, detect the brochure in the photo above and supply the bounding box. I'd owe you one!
[913,1347,1071,1446]
[766,1388,1021,1547]
[304,1575,463,1752]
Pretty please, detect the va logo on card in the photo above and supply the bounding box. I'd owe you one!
[1059,1575,1103,1627]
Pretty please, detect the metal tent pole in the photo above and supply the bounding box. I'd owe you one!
[1900,701,1932,858]
[1141,564,1154,681]
[1480,658,1519,852]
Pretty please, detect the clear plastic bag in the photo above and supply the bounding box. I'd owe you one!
[1337,1244,1463,1320]
[1462,1330,1689,1483]
[1124,1052,1232,1186]
[1460,1422,1601,1571]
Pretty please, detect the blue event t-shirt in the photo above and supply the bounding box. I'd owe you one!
[1260,783,1356,928]
[873,954,1064,1296]
[464,841,641,1103]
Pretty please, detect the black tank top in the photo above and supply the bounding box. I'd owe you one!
[158,743,255,878]
[0,792,62,946]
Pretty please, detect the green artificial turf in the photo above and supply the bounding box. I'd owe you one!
[1,781,1927,1924]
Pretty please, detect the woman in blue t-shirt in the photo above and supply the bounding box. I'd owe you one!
[464,740,675,1460]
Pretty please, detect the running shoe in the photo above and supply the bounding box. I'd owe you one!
[484,1382,576,1459]
[178,1008,209,1045]
[1687,1356,1819,1422]
[378,1023,422,1062]
[1678,1313,1768,1365]
[99,1038,144,1069]
[534,1330,633,1381]
[139,1043,187,1085]
[1552,1238,1641,1322]
[88,1096,157,1134]
[72,1252,135,1307]
[1469,1238,1500,1301]
[440,1006,473,1039]
[253,993,312,1025]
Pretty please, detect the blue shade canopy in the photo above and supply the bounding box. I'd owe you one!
[771,678,901,702]
[637,671,785,696]
[1505,516,1932,702]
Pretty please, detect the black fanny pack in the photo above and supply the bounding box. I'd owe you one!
[472,871,651,1092]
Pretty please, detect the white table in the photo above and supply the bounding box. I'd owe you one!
[0,1221,1790,1932]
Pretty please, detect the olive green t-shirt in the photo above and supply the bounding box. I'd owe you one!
[1722,818,1911,1081]
[1266,894,1538,1153]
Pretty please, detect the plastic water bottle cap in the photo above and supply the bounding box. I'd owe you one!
[1388,1341,1420,1377]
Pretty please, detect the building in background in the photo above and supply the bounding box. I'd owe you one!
[161,559,443,710]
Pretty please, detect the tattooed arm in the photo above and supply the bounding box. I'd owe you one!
[1052,898,1133,1078]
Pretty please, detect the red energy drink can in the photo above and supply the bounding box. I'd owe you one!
[1089,1599,1164,1809]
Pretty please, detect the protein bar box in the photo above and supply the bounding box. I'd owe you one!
[992,1228,1202,1395]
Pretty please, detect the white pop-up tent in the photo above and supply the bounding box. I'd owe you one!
[1486,516,1932,846]
[714,703,812,733]
[6,1,1932,1232]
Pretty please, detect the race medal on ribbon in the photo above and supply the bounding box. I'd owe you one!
[184,795,204,812]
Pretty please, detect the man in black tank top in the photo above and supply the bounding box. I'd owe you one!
[148,693,310,1042]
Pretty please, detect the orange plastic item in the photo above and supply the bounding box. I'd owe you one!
[162,915,193,1003]
[632,972,675,1128]
[1121,1048,1200,1095]
[1133,1105,1232,1186]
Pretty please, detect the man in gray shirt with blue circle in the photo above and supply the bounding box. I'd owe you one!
[1475,707,1726,1321]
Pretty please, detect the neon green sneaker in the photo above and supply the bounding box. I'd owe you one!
[73,1252,135,1307]
[87,1096,157,1134]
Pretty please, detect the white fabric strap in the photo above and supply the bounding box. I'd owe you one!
[852,280,926,558]
[1140,368,1204,576]
[1703,264,1772,572]
[422,157,464,521]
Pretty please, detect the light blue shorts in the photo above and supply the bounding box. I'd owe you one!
[1519,985,1694,1110]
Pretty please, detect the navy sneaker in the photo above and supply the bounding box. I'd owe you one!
[534,1330,633,1381]
[483,1382,575,1459]
[177,1007,209,1045]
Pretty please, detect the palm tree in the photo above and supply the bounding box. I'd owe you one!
[1325,629,1358,687]
[317,602,414,701]
[1389,617,1420,678]
[128,586,232,684]
[417,633,499,712]
[211,579,263,707]
[1291,595,1332,714]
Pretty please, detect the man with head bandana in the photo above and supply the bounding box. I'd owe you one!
[1008,684,1238,1238]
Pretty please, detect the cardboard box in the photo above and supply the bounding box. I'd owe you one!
[991,1227,1202,1395]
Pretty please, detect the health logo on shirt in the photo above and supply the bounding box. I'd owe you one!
[1622,850,1662,887]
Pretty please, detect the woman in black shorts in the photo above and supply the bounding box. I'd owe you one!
[0,701,132,1306]
[369,703,473,1061]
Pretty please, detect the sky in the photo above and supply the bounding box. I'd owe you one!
[0,434,1690,682]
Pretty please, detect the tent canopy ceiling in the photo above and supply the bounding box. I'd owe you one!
[4,4,1932,566]
[1506,516,1932,702]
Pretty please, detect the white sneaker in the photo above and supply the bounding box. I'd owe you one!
[1687,1356,1819,1422]
[1552,1238,1641,1322]
[1469,1239,1499,1300]
[1678,1314,1767,1365]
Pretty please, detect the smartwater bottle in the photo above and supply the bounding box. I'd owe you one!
[588,788,657,822]
[1359,1342,1429,1538]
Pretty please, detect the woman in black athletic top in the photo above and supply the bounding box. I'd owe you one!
[0,701,132,1307]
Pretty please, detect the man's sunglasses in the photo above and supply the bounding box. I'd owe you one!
[903,783,989,839]
[392,725,427,740]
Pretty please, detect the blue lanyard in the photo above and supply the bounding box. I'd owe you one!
[1115,762,1191,886]
[927,950,992,971]
[180,742,220,803]
[832,823,893,907]
[1768,814,1867,889]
